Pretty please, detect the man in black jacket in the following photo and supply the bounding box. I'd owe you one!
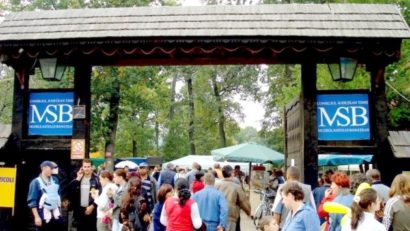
[68,159,101,231]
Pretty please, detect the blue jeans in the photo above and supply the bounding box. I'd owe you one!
[204,220,218,231]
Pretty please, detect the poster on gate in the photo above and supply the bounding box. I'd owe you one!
[316,93,371,141]
[28,91,74,136]
[0,167,17,208]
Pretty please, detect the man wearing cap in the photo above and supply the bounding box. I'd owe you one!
[138,162,157,212]
[27,160,63,230]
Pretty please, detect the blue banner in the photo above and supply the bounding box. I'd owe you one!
[317,93,370,141]
[28,92,74,136]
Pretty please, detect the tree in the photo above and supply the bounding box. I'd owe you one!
[203,65,261,147]
[234,126,260,143]
[2,0,409,162]
[186,72,197,155]
[0,66,13,124]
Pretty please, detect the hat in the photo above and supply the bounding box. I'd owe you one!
[50,161,58,168]
[139,162,149,168]
[40,161,55,169]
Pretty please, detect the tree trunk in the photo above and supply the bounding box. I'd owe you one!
[132,138,137,157]
[211,74,226,148]
[155,113,160,153]
[169,75,177,120]
[284,64,291,79]
[186,76,196,154]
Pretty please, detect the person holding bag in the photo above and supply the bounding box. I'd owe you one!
[120,177,150,231]
[92,171,118,231]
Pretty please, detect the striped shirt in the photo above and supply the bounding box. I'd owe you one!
[383,195,410,231]
[141,175,155,212]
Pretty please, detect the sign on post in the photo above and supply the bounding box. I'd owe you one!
[71,139,86,159]
[317,93,370,141]
[73,105,86,119]
[28,92,74,136]
[0,167,17,208]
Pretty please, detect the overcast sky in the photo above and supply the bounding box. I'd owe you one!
[236,97,265,130]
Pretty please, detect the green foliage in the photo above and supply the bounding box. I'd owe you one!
[7,0,151,11]
[234,126,260,143]
[0,66,14,124]
[29,68,75,89]
[262,65,301,130]
[316,65,370,91]
[385,39,410,129]
[1,0,409,162]
[259,127,284,154]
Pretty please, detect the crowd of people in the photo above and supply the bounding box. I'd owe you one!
[27,160,251,231]
[260,167,410,231]
[27,159,410,231]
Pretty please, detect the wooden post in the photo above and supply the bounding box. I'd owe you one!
[73,65,92,158]
[301,63,319,187]
[370,65,395,184]
[283,106,288,169]
[11,67,29,151]
[10,65,29,230]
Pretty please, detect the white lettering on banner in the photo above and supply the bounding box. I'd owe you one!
[30,104,73,124]
[318,106,369,127]
[59,104,73,123]
[350,106,368,126]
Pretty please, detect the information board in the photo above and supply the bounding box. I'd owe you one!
[317,93,370,141]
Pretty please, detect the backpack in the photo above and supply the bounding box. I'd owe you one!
[37,177,60,210]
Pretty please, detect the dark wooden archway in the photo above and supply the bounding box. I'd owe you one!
[0,4,409,227]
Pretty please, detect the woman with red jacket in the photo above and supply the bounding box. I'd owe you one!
[192,171,205,194]
[160,178,202,231]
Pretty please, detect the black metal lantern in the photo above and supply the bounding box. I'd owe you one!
[39,58,66,81]
[328,57,358,82]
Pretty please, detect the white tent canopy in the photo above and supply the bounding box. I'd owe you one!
[162,155,251,174]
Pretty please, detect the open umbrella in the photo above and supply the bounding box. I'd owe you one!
[211,143,284,164]
[115,160,138,169]
[318,154,373,166]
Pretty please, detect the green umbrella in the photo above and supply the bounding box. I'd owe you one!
[211,143,284,164]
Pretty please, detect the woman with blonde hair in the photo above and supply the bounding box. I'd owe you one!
[383,174,410,231]
[341,188,385,231]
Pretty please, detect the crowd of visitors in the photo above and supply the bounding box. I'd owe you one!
[27,158,410,231]
[27,160,248,231]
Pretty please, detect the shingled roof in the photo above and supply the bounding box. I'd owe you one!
[388,131,410,158]
[0,3,409,43]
